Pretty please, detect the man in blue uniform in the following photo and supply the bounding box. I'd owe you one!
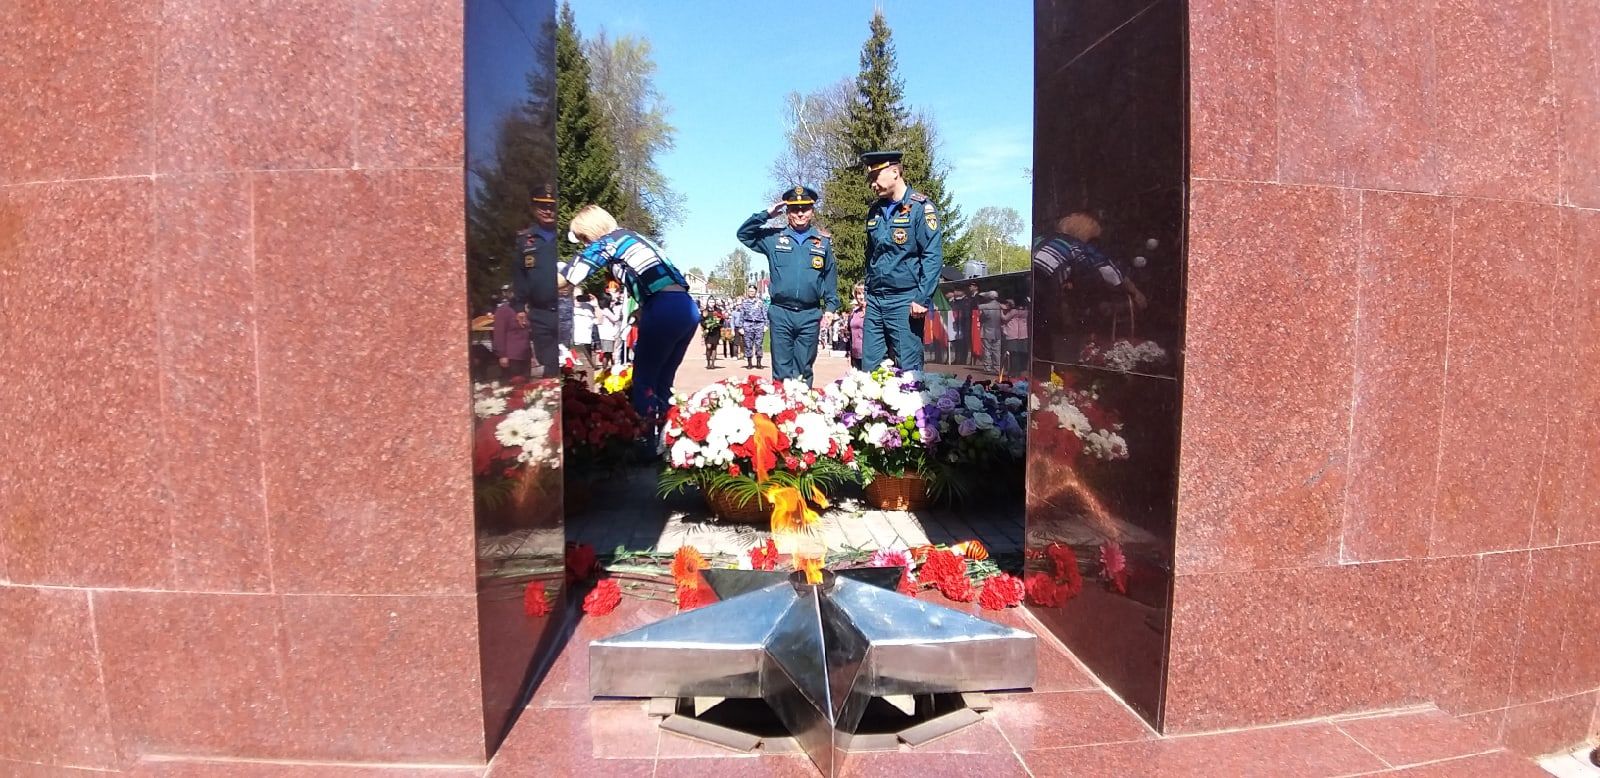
[732,284,769,370]
[511,183,560,376]
[859,150,943,371]
[736,185,840,384]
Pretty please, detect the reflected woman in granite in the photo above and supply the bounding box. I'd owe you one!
[563,205,700,428]
[1031,212,1147,362]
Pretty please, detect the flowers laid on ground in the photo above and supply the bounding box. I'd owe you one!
[1029,371,1128,462]
[1079,336,1169,373]
[659,375,858,513]
[583,579,622,615]
[472,379,561,516]
[1025,541,1086,607]
[979,573,1026,610]
[562,377,643,480]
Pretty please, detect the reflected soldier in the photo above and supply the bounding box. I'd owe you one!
[860,150,943,371]
[736,185,840,385]
[512,184,561,375]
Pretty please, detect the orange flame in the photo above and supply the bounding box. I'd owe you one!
[751,414,782,482]
[766,484,829,583]
[796,553,825,584]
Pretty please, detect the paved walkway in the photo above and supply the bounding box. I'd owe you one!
[670,347,855,396]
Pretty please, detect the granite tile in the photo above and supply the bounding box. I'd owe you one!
[0,0,157,184]
[1552,0,1600,207]
[252,170,473,595]
[986,690,1154,750]
[1342,192,1451,561]
[1434,0,1560,202]
[94,591,291,759]
[486,705,657,776]
[355,0,463,168]
[1022,722,1385,777]
[0,586,117,768]
[1510,544,1600,704]
[1178,181,1357,573]
[130,761,484,777]
[155,0,360,173]
[1335,708,1497,767]
[655,756,815,777]
[1431,200,1562,556]
[476,575,560,755]
[278,594,484,762]
[1164,558,1474,731]
[1435,551,1529,713]
[837,752,1030,778]
[0,179,172,589]
[528,594,677,709]
[1274,0,1358,186]
[1380,749,1550,776]
[1189,0,1278,180]
[1546,209,1600,545]
[1455,708,1507,745]
[1500,692,1599,757]
[152,174,271,592]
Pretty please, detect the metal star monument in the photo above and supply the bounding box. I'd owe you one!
[589,567,1037,777]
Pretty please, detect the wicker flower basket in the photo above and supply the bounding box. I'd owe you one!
[864,472,933,511]
[704,485,771,523]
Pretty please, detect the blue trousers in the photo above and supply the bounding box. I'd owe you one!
[862,290,924,371]
[769,306,821,385]
[630,290,699,422]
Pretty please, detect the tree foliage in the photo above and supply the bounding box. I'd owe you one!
[708,248,753,297]
[556,2,624,259]
[585,30,680,239]
[966,206,1029,273]
[464,12,558,316]
[819,11,969,300]
[769,78,854,189]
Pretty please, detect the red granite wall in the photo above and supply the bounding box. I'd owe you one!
[1167,0,1600,756]
[0,1,487,773]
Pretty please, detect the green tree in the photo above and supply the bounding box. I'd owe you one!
[820,10,968,300]
[966,206,1029,273]
[586,30,680,239]
[708,248,752,297]
[556,2,624,259]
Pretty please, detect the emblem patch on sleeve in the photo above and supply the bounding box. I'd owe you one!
[925,211,939,231]
[892,228,908,245]
[811,255,825,269]
[524,253,536,268]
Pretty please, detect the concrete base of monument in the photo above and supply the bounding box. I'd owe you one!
[646,693,987,756]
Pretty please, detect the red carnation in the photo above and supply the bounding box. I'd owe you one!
[802,452,816,466]
[1045,543,1083,597]
[938,574,975,603]
[748,539,779,571]
[1025,572,1066,607]
[728,464,742,476]
[582,579,622,616]
[683,412,711,442]
[676,580,717,611]
[920,549,967,589]
[523,580,551,617]
[979,574,1026,610]
[566,543,597,584]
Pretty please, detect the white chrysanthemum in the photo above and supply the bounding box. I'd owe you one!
[863,422,891,448]
[753,391,787,416]
[670,438,699,467]
[792,412,834,454]
[707,406,755,447]
[474,397,507,418]
[881,387,924,419]
[1048,399,1092,435]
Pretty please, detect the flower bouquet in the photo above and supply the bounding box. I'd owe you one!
[1028,371,1128,464]
[821,365,943,508]
[658,375,858,521]
[473,378,562,529]
[920,372,1030,497]
[1079,336,1169,374]
[594,363,633,395]
[561,376,644,512]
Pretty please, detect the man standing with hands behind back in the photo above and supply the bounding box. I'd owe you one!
[736,185,840,385]
[859,150,942,371]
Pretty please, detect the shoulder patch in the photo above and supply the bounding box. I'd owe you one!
[909,191,929,203]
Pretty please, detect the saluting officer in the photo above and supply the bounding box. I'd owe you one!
[512,183,561,375]
[859,150,943,371]
[736,185,840,385]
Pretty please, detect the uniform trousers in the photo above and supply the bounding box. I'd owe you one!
[769,305,821,385]
[861,289,925,371]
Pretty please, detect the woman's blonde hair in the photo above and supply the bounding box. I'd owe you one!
[569,205,618,243]
[1057,212,1102,242]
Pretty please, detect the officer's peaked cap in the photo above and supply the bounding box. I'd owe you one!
[860,150,903,172]
[781,185,819,206]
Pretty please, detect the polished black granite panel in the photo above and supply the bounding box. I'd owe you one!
[465,0,563,755]
[1027,0,1186,728]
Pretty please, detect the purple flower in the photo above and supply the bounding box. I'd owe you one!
[958,418,978,437]
[923,426,941,444]
[936,396,957,412]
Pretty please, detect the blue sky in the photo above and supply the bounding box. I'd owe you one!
[573,1,1033,275]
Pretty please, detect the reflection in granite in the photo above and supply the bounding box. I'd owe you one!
[1027,0,1185,727]
[466,0,563,756]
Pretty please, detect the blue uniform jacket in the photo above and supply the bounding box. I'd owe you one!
[865,188,944,308]
[512,225,558,312]
[736,212,841,312]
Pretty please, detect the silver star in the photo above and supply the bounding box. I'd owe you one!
[590,567,1036,776]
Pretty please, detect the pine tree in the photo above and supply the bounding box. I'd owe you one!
[556,2,624,259]
[820,10,968,300]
